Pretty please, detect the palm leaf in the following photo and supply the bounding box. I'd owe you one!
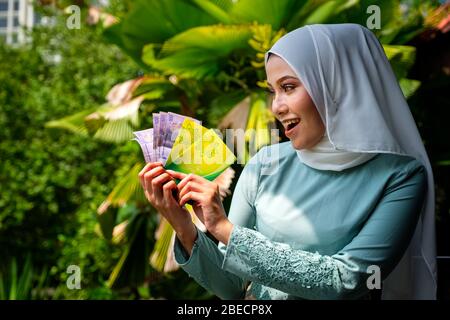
[103,0,219,64]
[143,45,223,79]
[91,118,135,143]
[200,0,235,12]
[111,220,129,245]
[399,78,421,99]
[106,77,146,106]
[45,107,97,136]
[286,0,329,30]
[383,44,416,79]
[150,217,176,272]
[245,94,276,157]
[302,0,359,25]
[46,77,148,140]
[163,233,179,273]
[142,25,253,79]
[384,45,421,98]
[97,162,147,215]
[45,96,147,144]
[83,76,169,143]
[190,0,233,24]
[108,212,153,289]
[102,22,150,70]
[229,0,308,30]
[96,208,117,241]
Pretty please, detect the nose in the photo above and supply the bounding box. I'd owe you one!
[271,94,288,117]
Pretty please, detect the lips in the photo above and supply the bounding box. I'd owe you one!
[284,121,300,138]
[281,118,301,138]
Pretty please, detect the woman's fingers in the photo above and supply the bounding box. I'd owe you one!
[167,170,211,189]
[143,166,165,191]
[163,180,178,204]
[139,162,163,188]
[142,168,218,211]
[178,173,209,190]
[166,170,187,180]
[179,190,203,207]
[178,181,203,201]
[151,173,172,199]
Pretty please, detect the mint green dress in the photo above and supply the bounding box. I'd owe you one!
[174,142,427,300]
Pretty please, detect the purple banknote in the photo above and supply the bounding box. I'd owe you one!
[134,112,202,165]
[133,128,155,163]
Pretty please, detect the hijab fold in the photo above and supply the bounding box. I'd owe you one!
[297,133,378,171]
[266,24,437,299]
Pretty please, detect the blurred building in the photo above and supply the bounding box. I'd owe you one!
[0,0,38,44]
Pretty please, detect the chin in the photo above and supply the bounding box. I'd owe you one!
[290,139,307,150]
[290,136,320,150]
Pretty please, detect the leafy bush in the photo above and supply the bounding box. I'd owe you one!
[0,11,140,297]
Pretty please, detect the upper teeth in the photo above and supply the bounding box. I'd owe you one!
[283,119,300,127]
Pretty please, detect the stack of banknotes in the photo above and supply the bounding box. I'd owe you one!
[133,112,236,181]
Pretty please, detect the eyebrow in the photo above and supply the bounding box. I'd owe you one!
[267,75,299,87]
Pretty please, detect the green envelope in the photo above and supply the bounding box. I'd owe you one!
[165,119,236,182]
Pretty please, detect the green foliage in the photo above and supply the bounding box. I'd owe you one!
[103,0,219,65]
[0,256,32,300]
[142,25,254,79]
[0,11,139,297]
[107,207,156,289]
[0,255,49,300]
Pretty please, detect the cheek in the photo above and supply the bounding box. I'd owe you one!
[289,93,308,113]
[291,92,316,119]
[294,93,324,133]
[304,108,324,133]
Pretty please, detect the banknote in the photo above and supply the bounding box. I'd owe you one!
[152,113,160,161]
[133,128,155,163]
[165,124,237,181]
[159,112,170,164]
[167,112,201,145]
[161,113,202,164]
[133,112,236,181]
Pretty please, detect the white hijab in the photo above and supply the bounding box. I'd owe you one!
[297,132,378,171]
[265,24,436,299]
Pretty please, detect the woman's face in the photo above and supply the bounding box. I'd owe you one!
[266,54,325,150]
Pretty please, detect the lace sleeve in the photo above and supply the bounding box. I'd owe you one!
[222,225,354,299]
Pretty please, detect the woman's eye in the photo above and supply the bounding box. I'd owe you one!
[266,89,275,96]
[282,84,295,92]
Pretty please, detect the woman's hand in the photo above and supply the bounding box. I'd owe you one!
[138,162,197,252]
[167,170,234,245]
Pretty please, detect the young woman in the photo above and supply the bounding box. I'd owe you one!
[138,24,436,300]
